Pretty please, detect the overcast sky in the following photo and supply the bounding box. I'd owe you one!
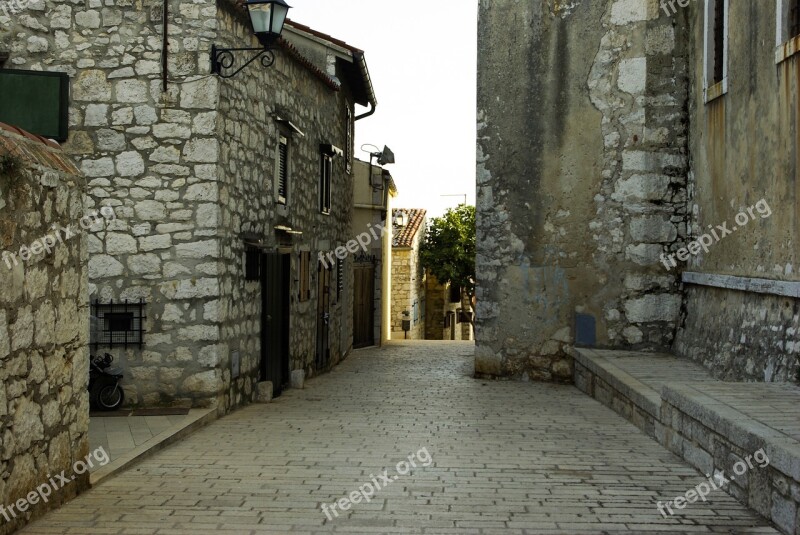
[288,1,478,217]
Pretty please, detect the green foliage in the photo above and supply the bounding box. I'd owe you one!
[420,204,476,298]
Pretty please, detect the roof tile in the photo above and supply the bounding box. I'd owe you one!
[392,209,427,248]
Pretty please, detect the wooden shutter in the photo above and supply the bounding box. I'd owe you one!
[345,107,353,173]
[298,252,311,302]
[337,258,344,301]
[278,136,288,203]
[320,154,332,214]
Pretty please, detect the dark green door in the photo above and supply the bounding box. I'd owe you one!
[261,252,290,396]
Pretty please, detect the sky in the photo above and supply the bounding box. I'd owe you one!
[287,1,478,217]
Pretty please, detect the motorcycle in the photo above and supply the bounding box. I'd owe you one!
[89,353,125,411]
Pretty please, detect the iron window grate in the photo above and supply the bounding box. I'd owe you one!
[91,299,146,350]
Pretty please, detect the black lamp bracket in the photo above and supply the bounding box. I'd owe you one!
[210,44,275,79]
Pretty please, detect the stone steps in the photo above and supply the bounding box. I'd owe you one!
[572,348,800,535]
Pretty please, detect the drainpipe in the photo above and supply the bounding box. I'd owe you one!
[355,102,375,121]
[162,0,169,92]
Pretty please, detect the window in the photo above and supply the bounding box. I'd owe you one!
[319,152,332,214]
[703,0,728,101]
[245,246,260,281]
[449,284,461,304]
[345,106,353,173]
[413,300,419,325]
[90,299,146,349]
[276,135,289,204]
[791,0,800,39]
[298,251,310,302]
[777,0,800,61]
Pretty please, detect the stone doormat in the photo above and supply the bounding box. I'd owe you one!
[89,407,191,417]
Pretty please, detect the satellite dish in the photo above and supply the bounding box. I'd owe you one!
[378,146,395,166]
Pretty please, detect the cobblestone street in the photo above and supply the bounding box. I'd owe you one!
[21,341,776,534]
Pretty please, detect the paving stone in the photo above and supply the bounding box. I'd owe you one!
[19,342,777,534]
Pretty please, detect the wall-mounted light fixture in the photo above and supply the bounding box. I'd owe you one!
[393,210,409,228]
[210,0,291,79]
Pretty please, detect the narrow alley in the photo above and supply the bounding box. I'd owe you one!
[21,342,775,534]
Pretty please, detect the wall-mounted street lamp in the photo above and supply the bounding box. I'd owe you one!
[393,210,409,228]
[210,0,291,79]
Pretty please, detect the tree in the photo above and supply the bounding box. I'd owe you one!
[420,204,476,301]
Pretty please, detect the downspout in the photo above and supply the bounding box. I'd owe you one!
[354,52,376,121]
[355,102,375,121]
[162,0,169,92]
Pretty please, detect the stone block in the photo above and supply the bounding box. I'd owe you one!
[88,255,124,279]
[291,370,305,389]
[624,294,681,323]
[115,80,148,103]
[115,151,145,177]
[618,57,647,94]
[12,397,44,453]
[182,370,220,396]
[134,200,167,221]
[255,381,273,403]
[683,440,713,475]
[180,77,219,109]
[630,215,677,243]
[625,243,663,266]
[183,138,219,163]
[610,0,648,24]
[139,234,171,251]
[73,70,111,101]
[6,305,34,352]
[106,232,137,255]
[176,240,219,259]
[771,491,797,534]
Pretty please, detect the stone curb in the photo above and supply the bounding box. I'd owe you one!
[89,407,218,487]
[572,347,662,418]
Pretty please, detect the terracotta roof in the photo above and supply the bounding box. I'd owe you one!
[277,36,340,91]
[0,122,79,175]
[217,0,341,91]
[392,209,427,248]
[285,19,363,55]
[283,19,376,108]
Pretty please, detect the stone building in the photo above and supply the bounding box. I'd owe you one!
[351,158,396,348]
[477,0,689,381]
[476,0,798,384]
[390,208,426,340]
[425,274,473,341]
[1,2,377,410]
[478,2,800,530]
[0,124,89,535]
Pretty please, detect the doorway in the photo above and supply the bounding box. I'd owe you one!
[353,259,375,348]
[316,261,331,370]
[261,252,290,397]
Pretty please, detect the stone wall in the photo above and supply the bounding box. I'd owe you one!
[476,0,689,381]
[673,1,800,383]
[425,274,472,341]
[0,128,89,534]
[1,0,226,407]
[1,0,357,409]
[214,6,355,406]
[391,238,425,340]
